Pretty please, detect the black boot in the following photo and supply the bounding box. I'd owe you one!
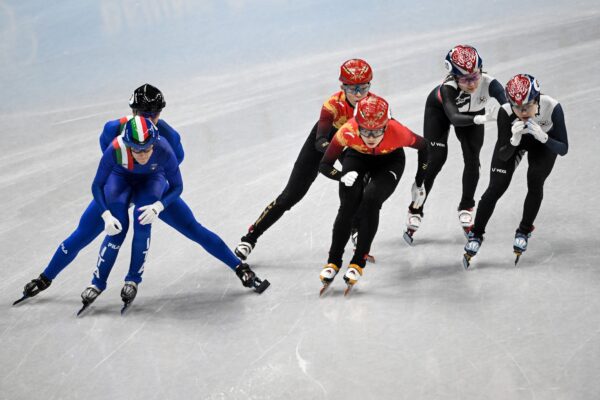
[23,273,52,297]
[121,281,138,304]
[235,263,256,288]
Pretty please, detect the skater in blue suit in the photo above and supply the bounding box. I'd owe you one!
[15,84,268,306]
[79,116,182,309]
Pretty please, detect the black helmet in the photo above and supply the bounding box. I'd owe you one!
[129,84,166,113]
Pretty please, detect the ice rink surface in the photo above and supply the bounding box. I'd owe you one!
[1,1,600,399]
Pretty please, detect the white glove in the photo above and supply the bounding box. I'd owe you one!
[138,201,165,225]
[340,171,358,187]
[472,104,499,125]
[411,182,426,209]
[101,210,123,236]
[510,120,526,146]
[525,120,548,143]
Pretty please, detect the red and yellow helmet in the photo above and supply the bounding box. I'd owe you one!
[354,95,390,130]
[339,59,373,85]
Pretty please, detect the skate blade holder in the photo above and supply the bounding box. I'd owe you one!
[253,278,270,294]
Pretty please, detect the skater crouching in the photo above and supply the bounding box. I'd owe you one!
[78,117,182,314]
[234,59,375,261]
[16,84,268,306]
[318,95,427,294]
[463,74,568,268]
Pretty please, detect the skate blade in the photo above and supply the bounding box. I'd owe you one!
[121,302,133,316]
[514,251,522,266]
[462,253,472,270]
[403,231,414,246]
[343,284,355,296]
[253,279,270,294]
[76,303,93,317]
[12,294,30,306]
[319,283,331,297]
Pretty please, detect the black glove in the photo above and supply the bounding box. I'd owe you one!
[315,137,330,153]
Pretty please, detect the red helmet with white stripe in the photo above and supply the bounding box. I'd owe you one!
[339,59,373,85]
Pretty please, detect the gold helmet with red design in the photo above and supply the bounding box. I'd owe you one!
[339,59,373,85]
[354,95,390,130]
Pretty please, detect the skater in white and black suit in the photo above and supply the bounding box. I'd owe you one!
[404,45,508,244]
[463,73,569,267]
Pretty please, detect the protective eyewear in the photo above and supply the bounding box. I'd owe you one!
[359,127,385,138]
[512,102,536,113]
[457,71,481,84]
[343,83,371,95]
[138,111,160,118]
[131,145,153,154]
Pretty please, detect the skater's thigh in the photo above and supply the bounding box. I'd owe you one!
[104,173,133,205]
[455,124,484,157]
[424,105,451,144]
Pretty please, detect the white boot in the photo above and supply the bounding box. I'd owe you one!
[320,263,340,283]
[343,264,364,286]
[458,208,474,236]
[406,213,422,231]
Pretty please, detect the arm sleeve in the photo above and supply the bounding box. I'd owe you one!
[160,154,184,207]
[545,104,569,156]
[488,79,508,104]
[99,121,117,153]
[157,120,185,165]
[318,135,345,181]
[408,134,428,186]
[315,108,335,144]
[91,151,114,211]
[496,108,516,162]
[440,85,476,126]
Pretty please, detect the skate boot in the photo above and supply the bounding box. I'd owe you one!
[458,208,474,237]
[319,263,340,296]
[13,273,52,305]
[235,263,270,294]
[462,232,483,269]
[77,285,102,316]
[120,281,138,315]
[513,227,533,265]
[234,235,256,261]
[343,264,364,296]
[403,212,422,245]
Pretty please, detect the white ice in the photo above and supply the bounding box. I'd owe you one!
[1,1,600,399]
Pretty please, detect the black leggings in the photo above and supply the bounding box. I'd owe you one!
[328,149,405,268]
[472,137,557,237]
[414,89,484,213]
[244,122,334,243]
